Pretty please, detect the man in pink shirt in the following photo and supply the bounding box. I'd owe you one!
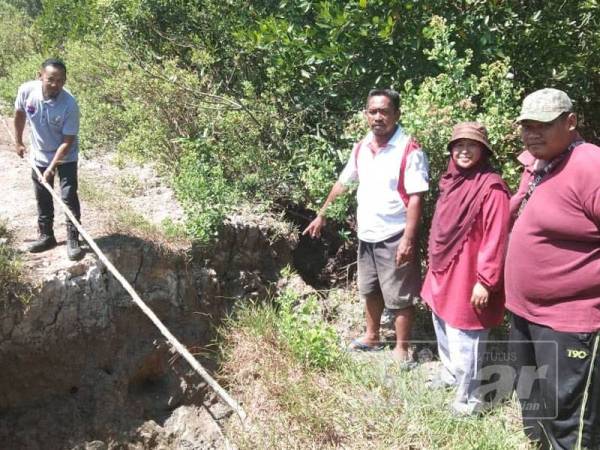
[304,89,429,366]
[506,88,600,449]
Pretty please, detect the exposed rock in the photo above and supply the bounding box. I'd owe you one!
[0,226,296,449]
[0,115,301,448]
[276,273,317,299]
[0,222,296,448]
[163,405,225,449]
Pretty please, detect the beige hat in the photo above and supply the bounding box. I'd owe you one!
[516,88,573,123]
[447,122,492,153]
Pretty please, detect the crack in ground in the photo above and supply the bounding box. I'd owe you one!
[46,295,65,329]
[133,249,144,288]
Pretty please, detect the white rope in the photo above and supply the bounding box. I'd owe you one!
[2,117,247,425]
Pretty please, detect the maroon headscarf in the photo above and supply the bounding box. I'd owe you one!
[428,129,510,273]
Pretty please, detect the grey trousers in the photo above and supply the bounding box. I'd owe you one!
[433,313,489,413]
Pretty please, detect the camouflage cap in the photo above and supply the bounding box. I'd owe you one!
[516,88,573,123]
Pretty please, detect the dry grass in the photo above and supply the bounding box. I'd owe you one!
[0,218,31,303]
[78,178,190,251]
[219,303,534,450]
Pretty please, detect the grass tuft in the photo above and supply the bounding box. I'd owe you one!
[0,218,28,302]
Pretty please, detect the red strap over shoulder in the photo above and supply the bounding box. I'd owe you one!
[397,137,421,207]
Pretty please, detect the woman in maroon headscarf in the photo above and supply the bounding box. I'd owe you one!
[421,122,510,415]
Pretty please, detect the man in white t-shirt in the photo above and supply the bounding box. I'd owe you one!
[304,89,429,365]
[14,58,83,260]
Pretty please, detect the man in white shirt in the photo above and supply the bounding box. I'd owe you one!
[304,89,429,364]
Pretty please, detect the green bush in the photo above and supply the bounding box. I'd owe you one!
[34,0,100,49]
[276,289,344,370]
[0,221,23,299]
[62,39,205,160]
[397,16,522,254]
[7,0,41,16]
[0,55,40,114]
[173,140,240,243]
[0,2,37,80]
[298,138,354,218]
[402,16,522,190]
[221,285,345,371]
[58,39,133,155]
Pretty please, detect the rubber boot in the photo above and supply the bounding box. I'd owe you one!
[27,223,57,253]
[66,225,83,261]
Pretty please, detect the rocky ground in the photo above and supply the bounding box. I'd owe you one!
[0,117,293,450]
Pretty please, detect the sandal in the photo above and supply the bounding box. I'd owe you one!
[348,338,384,352]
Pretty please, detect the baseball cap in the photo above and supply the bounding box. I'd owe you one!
[447,122,493,153]
[516,88,573,123]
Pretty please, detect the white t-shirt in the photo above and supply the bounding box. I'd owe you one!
[338,126,429,243]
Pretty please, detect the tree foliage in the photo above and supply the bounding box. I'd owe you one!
[1,0,599,245]
[0,2,38,79]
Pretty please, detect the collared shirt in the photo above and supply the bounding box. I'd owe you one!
[338,125,429,243]
[515,138,584,218]
[15,80,80,166]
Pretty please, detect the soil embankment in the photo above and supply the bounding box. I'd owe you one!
[0,118,296,449]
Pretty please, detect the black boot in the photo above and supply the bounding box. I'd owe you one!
[66,225,83,261]
[27,223,57,253]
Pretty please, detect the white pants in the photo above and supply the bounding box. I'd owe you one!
[432,313,489,413]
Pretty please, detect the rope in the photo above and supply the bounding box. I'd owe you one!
[2,117,247,425]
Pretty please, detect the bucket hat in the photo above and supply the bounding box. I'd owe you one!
[447,122,492,153]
